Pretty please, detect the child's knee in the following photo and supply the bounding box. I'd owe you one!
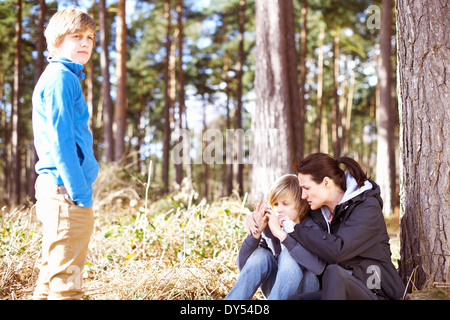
[278,250,302,273]
[244,248,276,275]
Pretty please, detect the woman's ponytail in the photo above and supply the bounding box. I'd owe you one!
[294,153,369,191]
[336,156,369,188]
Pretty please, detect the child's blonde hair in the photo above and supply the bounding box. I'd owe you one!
[268,174,309,222]
[45,8,96,57]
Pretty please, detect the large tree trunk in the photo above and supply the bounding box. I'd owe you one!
[99,0,115,162]
[251,0,299,201]
[114,0,127,162]
[376,0,395,217]
[397,0,450,291]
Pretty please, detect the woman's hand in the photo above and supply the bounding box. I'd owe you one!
[246,198,269,239]
[266,209,287,242]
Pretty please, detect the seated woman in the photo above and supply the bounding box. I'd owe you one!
[288,153,405,300]
[225,174,325,300]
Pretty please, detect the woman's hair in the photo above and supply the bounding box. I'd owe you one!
[292,153,369,191]
[45,8,96,57]
[268,174,309,221]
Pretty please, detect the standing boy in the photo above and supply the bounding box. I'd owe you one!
[32,8,98,300]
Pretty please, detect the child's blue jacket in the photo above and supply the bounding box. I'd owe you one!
[32,57,99,208]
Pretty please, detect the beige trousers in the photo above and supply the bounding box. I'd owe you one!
[33,175,94,300]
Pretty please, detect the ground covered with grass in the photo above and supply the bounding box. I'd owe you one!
[0,164,254,300]
[0,164,447,300]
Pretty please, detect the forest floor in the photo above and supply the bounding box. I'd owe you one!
[0,164,448,300]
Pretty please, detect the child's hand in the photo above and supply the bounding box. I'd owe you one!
[246,198,269,238]
[266,209,287,242]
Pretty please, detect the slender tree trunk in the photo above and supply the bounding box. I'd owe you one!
[87,1,95,133]
[339,69,347,150]
[295,0,307,159]
[397,0,450,290]
[175,0,185,186]
[376,0,395,217]
[99,0,114,162]
[135,107,143,172]
[251,0,298,201]
[342,71,355,155]
[11,0,22,207]
[202,100,209,198]
[316,26,328,154]
[162,0,172,192]
[0,68,6,203]
[234,0,245,195]
[28,0,46,201]
[223,52,233,196]
[114,0,127,162]
[331,32,341,158]
[87,0,98,159]
[284,0,303,160]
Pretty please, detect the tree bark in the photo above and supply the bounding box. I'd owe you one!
[251,0,299,201]
[397,0,450,290]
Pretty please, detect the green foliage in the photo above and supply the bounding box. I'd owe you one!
[1,0,390,204]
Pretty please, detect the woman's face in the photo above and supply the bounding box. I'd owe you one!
[297,173,328,210]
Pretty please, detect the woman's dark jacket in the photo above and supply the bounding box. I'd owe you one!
[289,179,405,300]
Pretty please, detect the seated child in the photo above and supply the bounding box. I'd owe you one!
[225,174,325,300]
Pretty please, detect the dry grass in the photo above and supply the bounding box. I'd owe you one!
[0,164,251,300]
[2,164,445,300]
[0,206,41,299]
[81,192,250,300]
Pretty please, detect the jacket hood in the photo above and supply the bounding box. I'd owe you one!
[48,56,86,81]
[341,173,374,204]
[319,174,381,232]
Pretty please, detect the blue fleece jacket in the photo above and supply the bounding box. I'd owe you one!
[32,57,99,208]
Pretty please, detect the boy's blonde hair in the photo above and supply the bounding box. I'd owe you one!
[268,174,309,222]
[45,8,96,57]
